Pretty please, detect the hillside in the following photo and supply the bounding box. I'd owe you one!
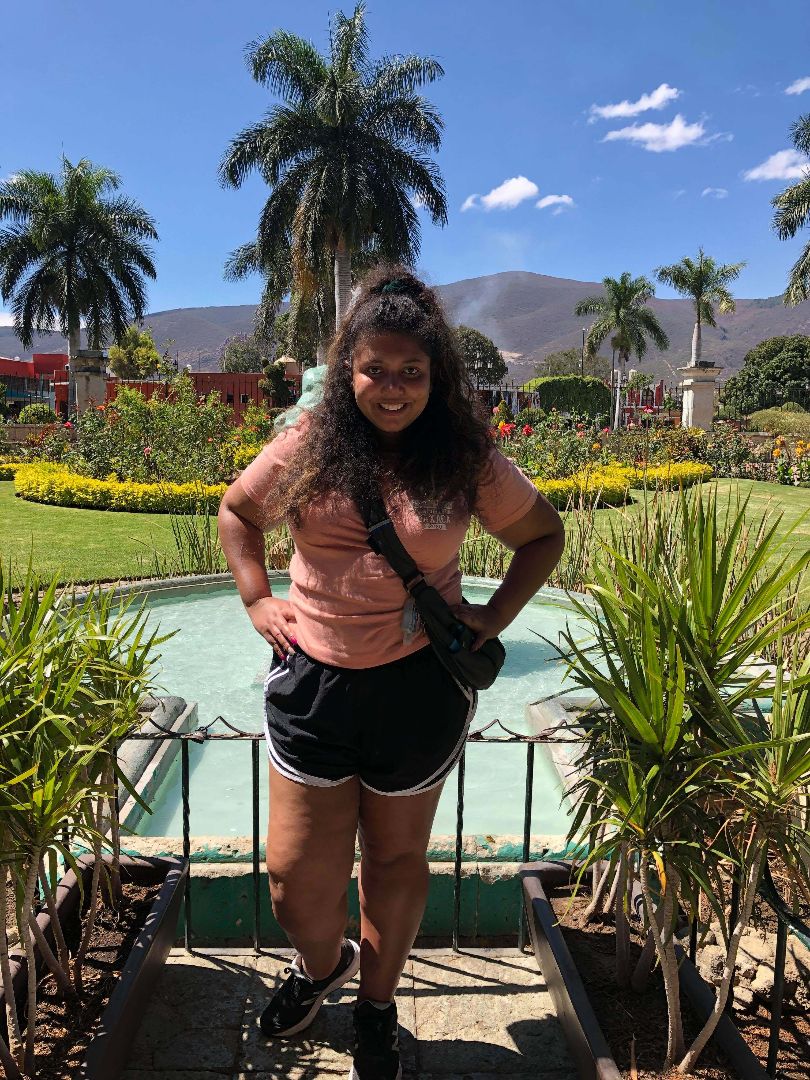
[3,272,809,384]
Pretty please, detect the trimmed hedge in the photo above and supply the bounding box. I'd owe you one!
[519,374,611,418]
[628,462,713,488]
[0,460,23,481]
[14,463,226,513]
[535,462,713,509]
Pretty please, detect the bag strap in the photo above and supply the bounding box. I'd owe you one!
[362,495,429,596]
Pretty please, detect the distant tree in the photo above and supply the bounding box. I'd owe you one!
[219,333,269,373]
[219,3,447,341]
[273,308,319,369]
[535,347,611,381]
[721,334,810,415]
[454,325,507,386]
[772,114,810,305]
[626,370,653,393]
[655,247,745,366]
[259,358,294,407]
[108,325,163,379]
[574,273,669,428]
[0,384,8,419]
[0,158,157,408]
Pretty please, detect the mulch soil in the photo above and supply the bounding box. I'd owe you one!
[550,887,810,1080]
[10,879,162,1080]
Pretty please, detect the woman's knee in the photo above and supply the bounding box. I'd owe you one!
[359,838,429,876]
[267,854,349,928]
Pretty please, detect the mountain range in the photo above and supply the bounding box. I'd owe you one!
[3,271,809,385]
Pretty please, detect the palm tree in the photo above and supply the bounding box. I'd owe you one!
[772,114,810,306]
[654,247,745,367]
[574,272,670,429]
[0,158,157,409]
[219,2,447,339]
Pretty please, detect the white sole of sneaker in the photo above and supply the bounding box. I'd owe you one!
[348,1066,402,1080]
[260,939,361,1038]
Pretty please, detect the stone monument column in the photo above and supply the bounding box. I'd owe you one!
[679,362,722,431]
[73,349,108,414]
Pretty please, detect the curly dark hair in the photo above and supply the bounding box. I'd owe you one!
[266,264,494,525]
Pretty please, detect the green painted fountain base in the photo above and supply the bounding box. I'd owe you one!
[119,835,581,945]
[180,862,525,945]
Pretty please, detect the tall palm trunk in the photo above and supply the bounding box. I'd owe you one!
[68,323,81,413]
[690,316,702,367]
[333,240,352,333]
[613,351,628,430]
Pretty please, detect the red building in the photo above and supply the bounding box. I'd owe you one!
[53,364,301,423]
[0,353,66,415]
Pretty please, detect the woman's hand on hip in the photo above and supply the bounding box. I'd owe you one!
[450,601,509,652]
[246,596,298,659]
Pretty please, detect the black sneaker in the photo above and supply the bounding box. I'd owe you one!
[258,938,360,1038]
[350,999,402,1080]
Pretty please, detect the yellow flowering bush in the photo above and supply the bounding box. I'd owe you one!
[628,462,713,488]
[14,463,226,513]
[233,443,264,471]
[534,461,713,508]
[0,459,23,480]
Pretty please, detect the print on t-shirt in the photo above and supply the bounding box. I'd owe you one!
[410,497,453,531]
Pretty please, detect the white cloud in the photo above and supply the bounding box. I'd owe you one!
[460,194,479,212]
[536,194,574,214]
[602,114,706,152]
[743,149,810,181]
[0,312,15,327]
[589,83,681,122]
[673,189,687,199]
[479,176,539,210]
[786,76,810,96]
[701,187,728,199]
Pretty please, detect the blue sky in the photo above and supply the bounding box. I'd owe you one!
[3,0,810,321]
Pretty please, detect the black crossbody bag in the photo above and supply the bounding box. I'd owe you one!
[362,495,506,691]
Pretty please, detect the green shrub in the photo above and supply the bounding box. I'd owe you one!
[520,374,611,419]
[17,403,58,424]
[67,372,234,484]
[14,462,225,513]
[515,406,547,428]
[748,408,810,438]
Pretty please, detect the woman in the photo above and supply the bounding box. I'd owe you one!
[217,266,565,1080]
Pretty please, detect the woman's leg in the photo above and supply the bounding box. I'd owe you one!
[356,781,444,1002]
[266,762,360,980]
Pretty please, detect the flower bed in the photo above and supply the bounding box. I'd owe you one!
[13,463,225,513]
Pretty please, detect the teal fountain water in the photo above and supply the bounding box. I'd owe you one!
[131,577,581,839]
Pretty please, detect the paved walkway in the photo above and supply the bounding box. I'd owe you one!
[123,947,577,1079]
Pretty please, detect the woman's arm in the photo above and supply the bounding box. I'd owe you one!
[453,492,565,651]
[217,479,297,659]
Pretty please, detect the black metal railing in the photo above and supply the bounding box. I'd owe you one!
[126,714,577,954]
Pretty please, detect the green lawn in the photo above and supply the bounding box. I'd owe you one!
[2,477,808,588]
[0,481,178,586]
[595,479,810,560]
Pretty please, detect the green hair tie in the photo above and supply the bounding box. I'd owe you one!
[381,278,407,294]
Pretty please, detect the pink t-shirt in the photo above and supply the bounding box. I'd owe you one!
[238,421,538,669]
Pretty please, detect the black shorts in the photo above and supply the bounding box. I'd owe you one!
[263,644,477,796]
